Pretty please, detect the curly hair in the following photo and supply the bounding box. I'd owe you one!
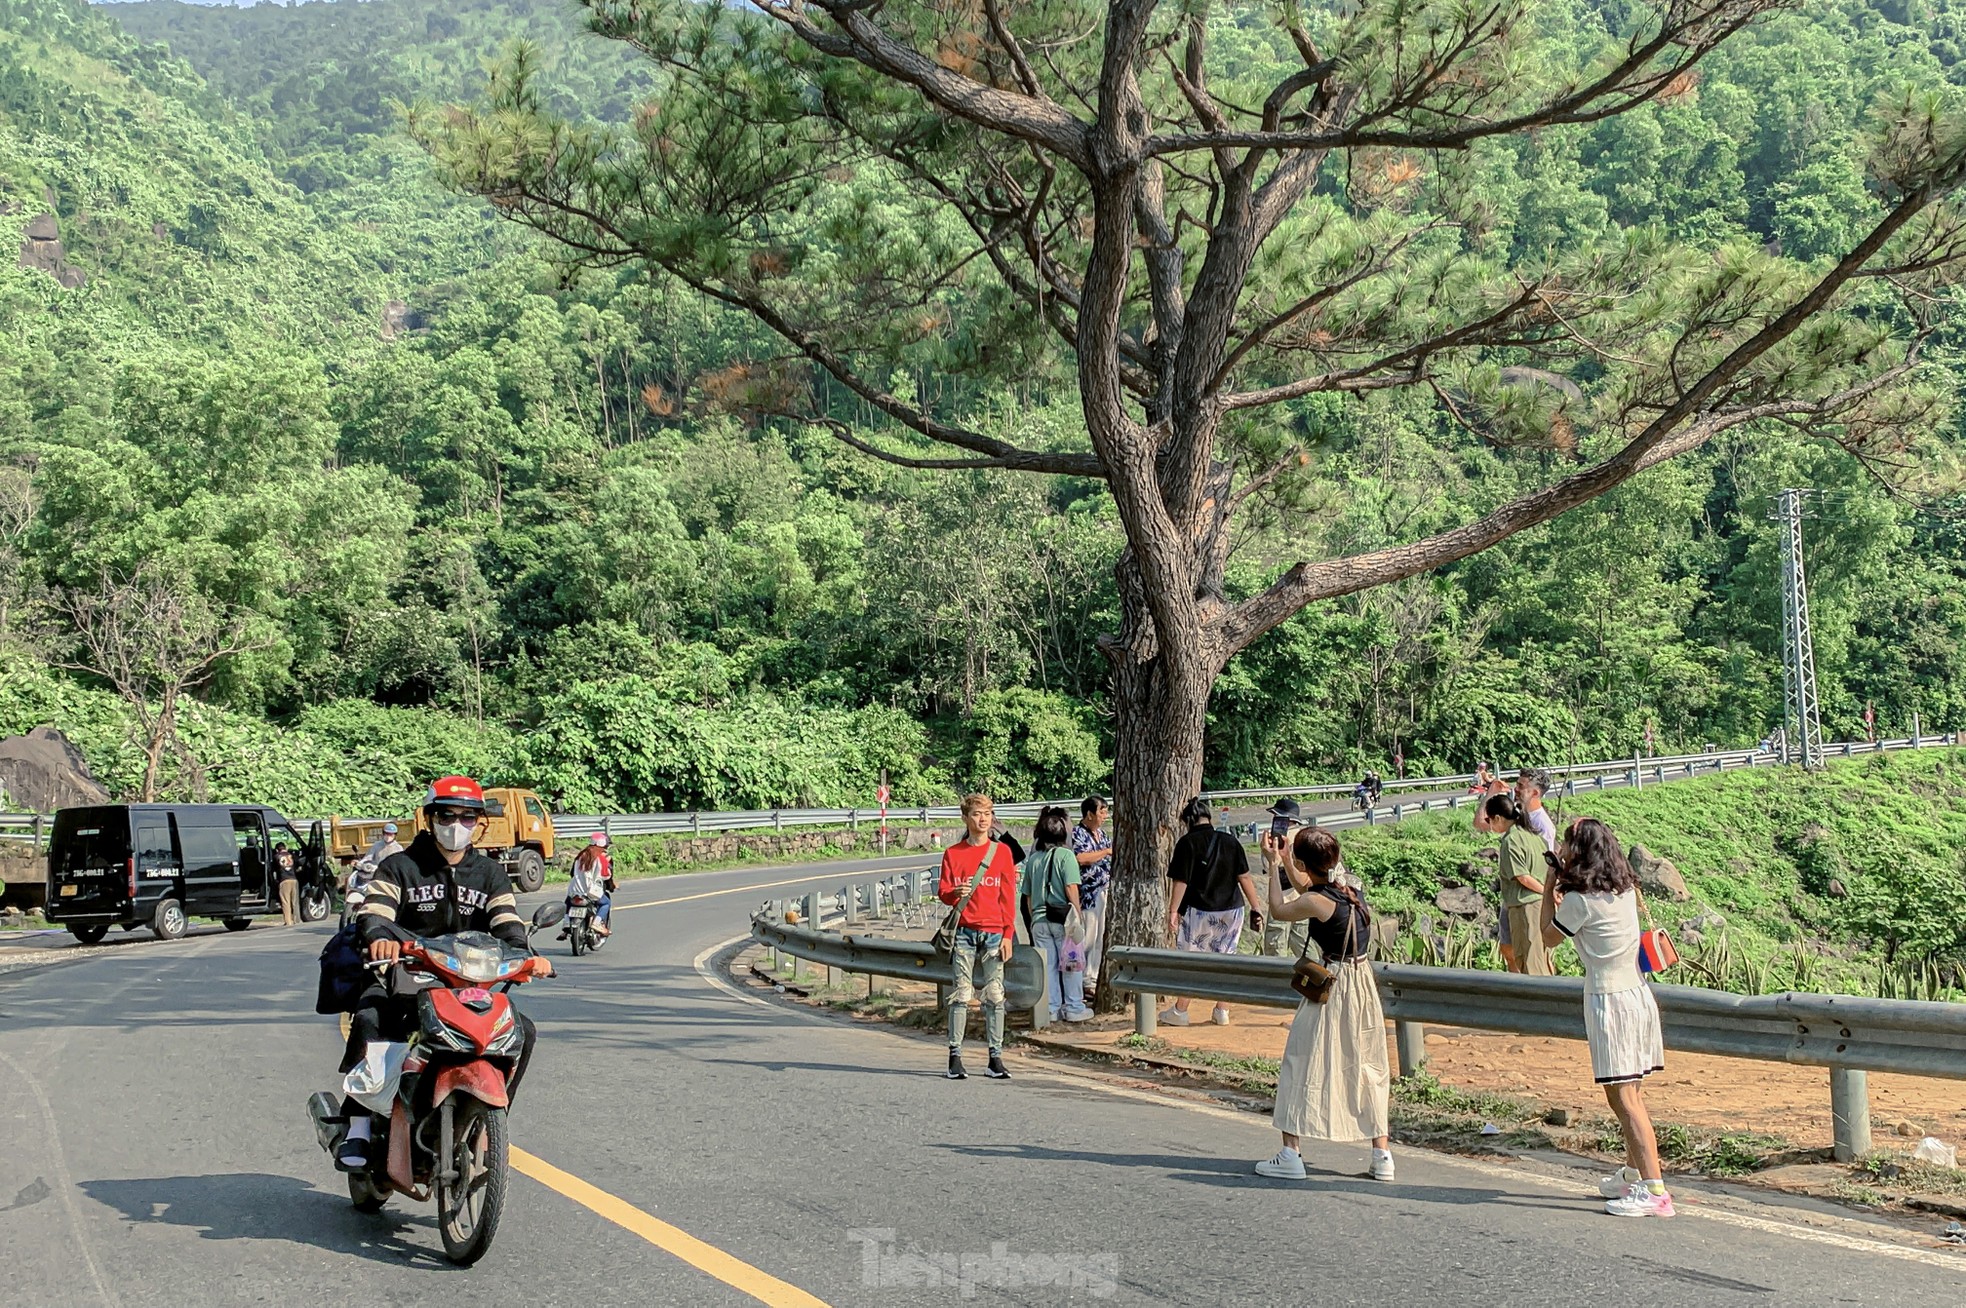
[1554,817,1638,894]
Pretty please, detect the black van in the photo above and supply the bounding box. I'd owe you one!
[44,805,332,944]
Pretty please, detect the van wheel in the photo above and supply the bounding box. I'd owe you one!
[68,924,108,945]
[223,918,252,932]
[299,886,332,923]
[512,848,545,894]
[152,898,188,941]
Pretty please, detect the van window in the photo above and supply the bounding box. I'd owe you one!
[178,814,239,879]
[51,809,130,875]
[134,816,176,872]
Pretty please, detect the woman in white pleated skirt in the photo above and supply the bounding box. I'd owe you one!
[1539,816,1673,1219]
[1253,826,1393,1183]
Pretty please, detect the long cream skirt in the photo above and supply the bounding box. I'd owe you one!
[1272,960,1389,1143]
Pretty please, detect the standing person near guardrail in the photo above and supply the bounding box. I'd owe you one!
[1023,806,1091,1023]
[1255,826,1394,1183]
[1514,768,1557,852]
[939,794,1019,1081]
[1537,817,1672,1219]
[1162,797,1260,1027]
[1069,797,1112,995]
[1488,795,1553,976]
[1259,799,1310,960]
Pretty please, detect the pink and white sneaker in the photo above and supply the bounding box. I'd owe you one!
[1604,1182,1675,1218]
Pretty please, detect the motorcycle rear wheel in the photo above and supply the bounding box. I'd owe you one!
[570,923,586,957]
[437,1101,508,1266]
[347,1171,388,1214]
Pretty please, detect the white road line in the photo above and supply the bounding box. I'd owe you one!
[693,934,776,1009]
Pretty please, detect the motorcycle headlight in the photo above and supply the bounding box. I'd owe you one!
[456,940,502,984]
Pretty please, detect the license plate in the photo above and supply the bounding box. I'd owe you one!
[458,987,493,1004]
[59,884,77,897]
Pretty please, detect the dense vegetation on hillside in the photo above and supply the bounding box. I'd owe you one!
[4,1,1966,815]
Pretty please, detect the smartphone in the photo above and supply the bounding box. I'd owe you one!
[1270,815,1290,839]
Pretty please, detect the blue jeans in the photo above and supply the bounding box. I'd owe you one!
[568,893,610,925]
[948,927,1005,1052]
[1033,918,1089,1019]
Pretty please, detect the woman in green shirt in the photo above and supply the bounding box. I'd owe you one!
[1487,794,1552,975]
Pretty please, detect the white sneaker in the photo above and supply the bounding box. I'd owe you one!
[1370,1149,1395,1182]
[1604,1182,1675,1218]
[1255,1147,1307,1179]
[1159,1007,1190,1026]
[1598,1165,1640,1198]
[1062,1009,1094,1023]
[1211,1005,1230,1026]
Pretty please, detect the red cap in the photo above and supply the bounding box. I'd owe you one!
[423,776,486,811]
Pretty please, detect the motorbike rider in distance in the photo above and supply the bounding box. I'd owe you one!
[564,832,614,938]
[334,776,553,1172]
[1354,770,1383,808]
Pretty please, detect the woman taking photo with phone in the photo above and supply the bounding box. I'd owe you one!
[1253,826,1393,1183]
[1538,817,1672,1218]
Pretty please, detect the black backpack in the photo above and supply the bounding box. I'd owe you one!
[315,920,367,1015]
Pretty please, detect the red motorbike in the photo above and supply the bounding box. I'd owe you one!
[307,903,563,1265]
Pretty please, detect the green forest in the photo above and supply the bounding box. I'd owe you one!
[5,0,1966,815]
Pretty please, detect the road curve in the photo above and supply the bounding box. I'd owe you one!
[1,851,1960,1306]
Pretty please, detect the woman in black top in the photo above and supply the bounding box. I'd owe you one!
[1253,826,1394,1183]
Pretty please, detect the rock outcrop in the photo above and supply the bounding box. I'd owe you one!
[1627,843,1691,902]
[0,726,109,812]
[17,213,86,289]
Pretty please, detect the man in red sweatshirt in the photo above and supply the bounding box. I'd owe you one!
[938,793,1019,1081]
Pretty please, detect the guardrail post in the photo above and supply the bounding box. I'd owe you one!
[691,811,700,835]
[1396,1021,1428,1077]
[849,808,859,832]
[774,809,784,831]
[32,812,44,854]
[1391,803,1404,823]
[845,883,859,926]
[1912,711,1921,746]
[803,892,820,933]
[1830,1067,1872,1162]
[1134,991,1157,1038]
[1843,742,1853,758]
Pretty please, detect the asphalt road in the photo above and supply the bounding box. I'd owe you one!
[1,851,1961,1306]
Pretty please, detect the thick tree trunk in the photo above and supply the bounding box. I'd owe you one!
[1096,577,1214,1014]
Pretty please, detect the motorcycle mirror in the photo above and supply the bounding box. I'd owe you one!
[531,902,568,930]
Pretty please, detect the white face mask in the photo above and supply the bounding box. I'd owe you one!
[433,820,476,852]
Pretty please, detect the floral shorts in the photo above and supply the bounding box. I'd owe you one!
[1177,906,1246,954]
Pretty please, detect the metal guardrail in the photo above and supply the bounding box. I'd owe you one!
[2,734,1954,848]
[744,906,1966,1161]
[1101,946,1966,1161]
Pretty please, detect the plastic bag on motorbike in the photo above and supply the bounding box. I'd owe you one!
[342,1040,411,1115]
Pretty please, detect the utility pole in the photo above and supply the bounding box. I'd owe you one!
[1772,489,1825,771]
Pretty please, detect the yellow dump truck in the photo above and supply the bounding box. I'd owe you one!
[328,786,556,892]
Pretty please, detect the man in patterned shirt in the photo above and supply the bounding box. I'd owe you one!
[1069,796,1112,991]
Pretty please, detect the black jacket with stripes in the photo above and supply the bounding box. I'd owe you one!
[356,831,527,948]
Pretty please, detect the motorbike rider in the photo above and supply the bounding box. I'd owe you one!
[345,822,402,900]
[1354,770,1383,807]
[564,832,615,938]
[334,776,553,1172]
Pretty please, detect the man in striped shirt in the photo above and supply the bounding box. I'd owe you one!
[334,775,550,1172]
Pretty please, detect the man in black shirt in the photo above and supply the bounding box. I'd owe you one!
[333,775,552,1172]
[1163,797,1261,1027]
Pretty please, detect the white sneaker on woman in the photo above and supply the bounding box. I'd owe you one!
[1605,1182,1675,1218]
[1598,1165,1640,1198]
[1159,1007,1190,1026]
[1255,1147,1307,1179]
[1210,1005,1230,1025]
[1370,1149,1395,1182]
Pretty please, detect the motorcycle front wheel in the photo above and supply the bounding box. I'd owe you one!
[437,1100,508,1266]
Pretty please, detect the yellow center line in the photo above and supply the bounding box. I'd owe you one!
[512,1146,832,1307]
